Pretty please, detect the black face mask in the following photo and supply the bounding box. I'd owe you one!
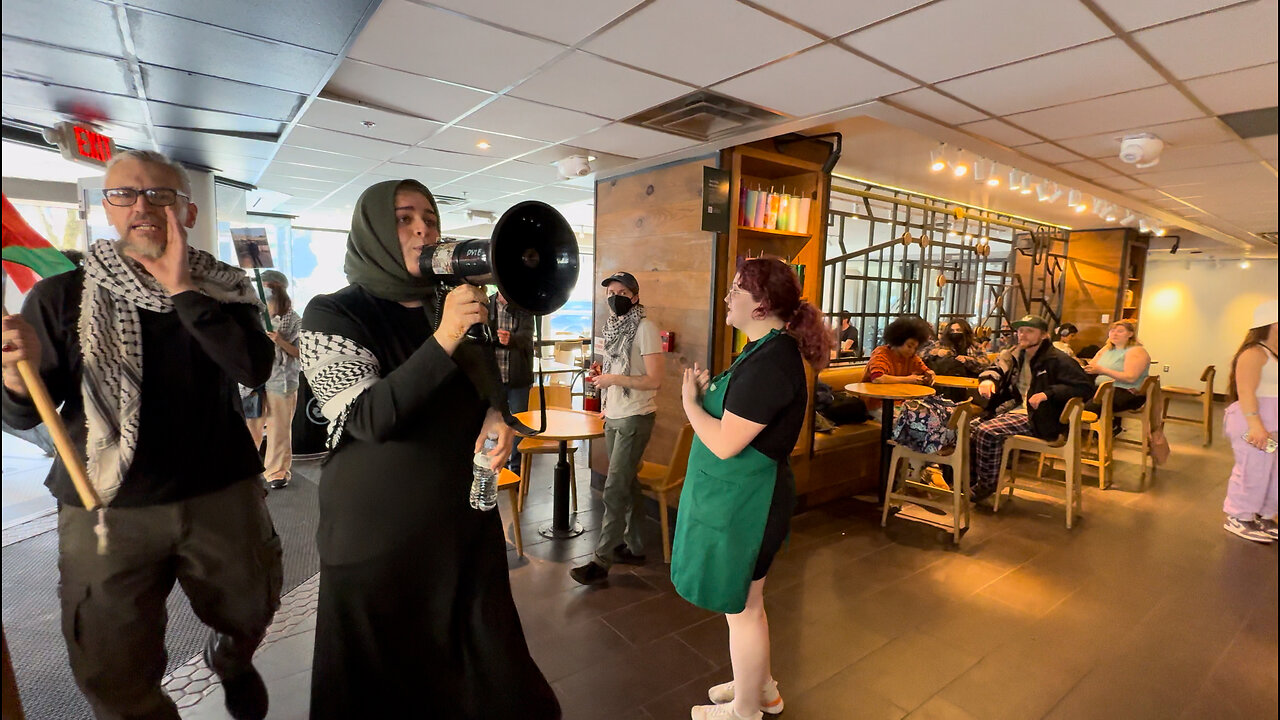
[946,333,965,345]
[608,295,634,316]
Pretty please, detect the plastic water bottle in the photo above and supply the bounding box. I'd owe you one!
[470,433,499,511]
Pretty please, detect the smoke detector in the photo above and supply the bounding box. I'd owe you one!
[1118,133,1164,168]
[555,155,592,179]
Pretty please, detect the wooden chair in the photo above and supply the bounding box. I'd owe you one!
[636,423,695,562]
[517,385,578,512]
[993,397,1086,529]
[1114,376,1163,490]
[498,468,524,557]
[1161,365,1215,446]
[881,402,980,543]
[1082,382,1115,490]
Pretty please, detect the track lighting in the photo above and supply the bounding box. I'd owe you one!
[1007,169,1023,192]
[1067,189,1082,208]
[952,149,970,177]
[1018,173,1033,194]
[1122,211,1139,228]
[973,158,990,183]
[1155,227,1167,237]
[1104,205,1118,223]
[930,144,947,173]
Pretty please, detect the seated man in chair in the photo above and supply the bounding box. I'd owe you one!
[970,315,1095,501]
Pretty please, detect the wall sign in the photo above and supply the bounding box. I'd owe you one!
[702,166,731,233]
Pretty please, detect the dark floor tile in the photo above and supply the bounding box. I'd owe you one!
[836,631,981,711]
[524,616,634,684]
[783,664,909,720]
[674,615,729,667]
[600,591,717,645]
[904,696,982,720]
[641,662,732,719]
[933,639,1092,720]
[551,634,715,720]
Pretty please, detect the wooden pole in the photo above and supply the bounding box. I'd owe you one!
[11,357,100,510]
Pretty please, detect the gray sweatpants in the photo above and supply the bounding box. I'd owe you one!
[593,412,656,567]
[58,478,283,720]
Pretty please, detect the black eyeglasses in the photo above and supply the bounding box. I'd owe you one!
[102,187,189,207]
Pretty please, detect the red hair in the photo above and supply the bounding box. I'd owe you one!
[736,258,833,368]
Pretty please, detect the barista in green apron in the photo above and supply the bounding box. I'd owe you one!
[673,260,832,720]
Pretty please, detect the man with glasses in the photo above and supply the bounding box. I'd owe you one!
[1,149,281,720]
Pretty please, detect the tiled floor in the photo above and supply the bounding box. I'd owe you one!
[182,403,1278,719]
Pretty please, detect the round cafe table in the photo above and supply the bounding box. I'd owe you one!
[932,375,980,389]
[845,382,936,501]
[513,409,604,539]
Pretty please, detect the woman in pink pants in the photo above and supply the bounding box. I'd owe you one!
[1222,299,1278,543]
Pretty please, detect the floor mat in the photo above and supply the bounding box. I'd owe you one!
[2,461,321,720]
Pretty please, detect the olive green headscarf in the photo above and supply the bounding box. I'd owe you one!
[344,179,441,302]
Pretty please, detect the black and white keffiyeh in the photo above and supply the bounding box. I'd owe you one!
[79,238,261,505]
[298,330,380,450]
[602,304,645,398]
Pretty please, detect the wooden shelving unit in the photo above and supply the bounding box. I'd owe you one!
[715,139,832,495]
[1061,227,1150,349]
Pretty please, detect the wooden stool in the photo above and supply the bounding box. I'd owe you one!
[1083,383,1115,489]
[881,402,980,543]
[636,424,695,562]
[1162,365,1215,447]
[994,398,1086,529]
[1115,376,1163,490]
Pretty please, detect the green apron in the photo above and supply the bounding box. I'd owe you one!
[671,329,784,614]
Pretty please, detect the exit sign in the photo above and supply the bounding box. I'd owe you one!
[48,122,116,167]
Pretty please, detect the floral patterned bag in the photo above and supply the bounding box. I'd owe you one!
[891,396,958,453]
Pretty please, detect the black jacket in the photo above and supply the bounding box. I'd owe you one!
[488,294,535,388]
[979,338,1094,439]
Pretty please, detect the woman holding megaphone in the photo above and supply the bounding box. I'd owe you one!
[298,180,559,719]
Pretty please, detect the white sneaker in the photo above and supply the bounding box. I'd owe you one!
[1256,516,1279,540]
[691,704,763,720]
[1225,515,1273,543]
[706,679,784,715]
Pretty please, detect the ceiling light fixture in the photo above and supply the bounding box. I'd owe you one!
[930,144,947,172]
[1067,189,1082,208]
[1007,169,1023,192]
[475,140,491,150]
[1155,226,1167,237]
[361,120,376,128]
[973,157,990,183]
[952,149,970,177]
[1122,211,1139,228]
[1046,182,1063,203]
[1019,173,1034,194]
[1104,205,1118,223]
[1035,181,1053,202]
[1240,259,1251,269]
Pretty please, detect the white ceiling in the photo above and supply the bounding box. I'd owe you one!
[1,0,1275,248]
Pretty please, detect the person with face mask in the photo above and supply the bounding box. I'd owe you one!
[923,318,989,379]
[571,271,664,585]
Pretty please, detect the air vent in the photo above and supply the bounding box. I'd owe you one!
[621,90,786,142]
[434,194,467,206]
[1259,231,1278,245]
[1218,106,1278,139]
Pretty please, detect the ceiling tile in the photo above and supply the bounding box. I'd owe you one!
[429,185,509,204]
[394,146,506,172]
[1057,117,1240,157]
[1096,140,1260,175]
[842,0,1111,83]
[426,0,641,45]
[957,118,1041,146]
[0,105,152,146]
[2,76,146,125]
[1141,160,1275,187]
[1127,187,1177,200]
[325,61,492,125]
[142,65,304,122]
[128,9,334,95]
[1247,135,1278,161]
[571,122,699,158]
[1090,0,1243,30]
[166,152,268,182]
[1004,85,1204,140]
[271,145,382,173]
[1,40,134,97]
[152,127,279,160]
[257,174,340,192]
[262,162,361,183]
[298,98,441,145]
[127,0,374,55]
[480,160,561,184]
[148,103,283,135]
[751,0,931,37]
[511,184,594,204]
[346,0,565,92]
[364,164,469,187]
[884,88,988,125]
[1094,175,1147,190]
[509,50,692,120]
[1015,143,1084,164]
[459,96,608,142]
[1184,63,1279,115]
[1134,1,1280,80]
[1057,159,1116,179]
[713,44,914,117]
[285,125,409,161]
[937,40,1165,116]
[2,0,124,57]
[443,174,538,194]
[583,0,817,87]
[417,126,547,159]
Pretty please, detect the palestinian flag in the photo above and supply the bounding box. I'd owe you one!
[3,193,77,293]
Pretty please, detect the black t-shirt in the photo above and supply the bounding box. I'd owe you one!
[723,333,808,462]
[839,325,860,355]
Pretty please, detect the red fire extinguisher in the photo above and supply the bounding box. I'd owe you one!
[583,363,602,412]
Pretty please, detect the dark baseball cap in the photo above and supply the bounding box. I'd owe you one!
[1010,315,1049,331]
[600,271,639,294]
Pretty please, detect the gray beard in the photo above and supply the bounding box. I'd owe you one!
[119,235,165,260]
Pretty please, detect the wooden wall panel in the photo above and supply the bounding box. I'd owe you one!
[592,158,717,470]
[1062,228,1129,351]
